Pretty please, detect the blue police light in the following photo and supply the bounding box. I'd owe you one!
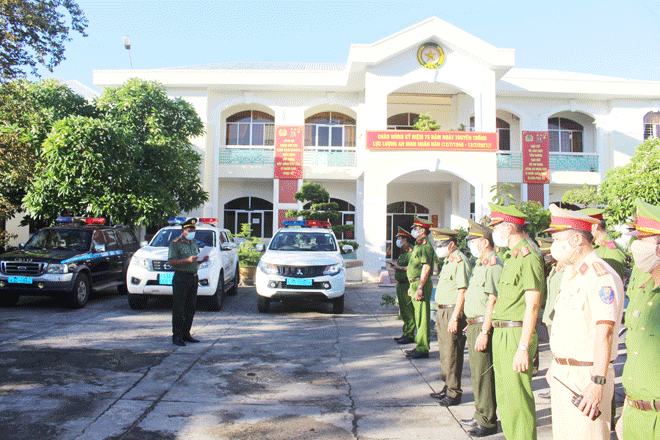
[168,217,187,225]
[282,220,306,227]
[56,217,74,223]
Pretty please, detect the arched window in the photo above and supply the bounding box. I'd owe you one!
[387,113,420,130]
[305,112,356,148]
[644,112,660,140]
[303,198,356,240]
[226,110,275,146]
[548,117,583,152]
[224,196,273,238]
[469,117,510,150]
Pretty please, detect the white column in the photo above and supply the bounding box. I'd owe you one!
[450,181,471,229]
[355,177,365,261]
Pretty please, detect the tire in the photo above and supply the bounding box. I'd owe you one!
[208,273,224,311]
[227,264,239,296]
[117,283,129,295]
[128,293,148,310]
[66,273,90,309]
[257,295,270,313]
[0,291,20,308]
[332,295,344,314]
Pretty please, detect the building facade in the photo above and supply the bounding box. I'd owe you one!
[93,17,660,281]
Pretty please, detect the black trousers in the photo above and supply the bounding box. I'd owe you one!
[172,271,198,338]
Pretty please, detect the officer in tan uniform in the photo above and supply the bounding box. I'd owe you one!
[429,228,471,406]
[545,205,624,440]
[580,208,627,281]
[391,226,415,344]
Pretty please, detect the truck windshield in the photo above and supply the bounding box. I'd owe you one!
[269,232,337,252]
[26,229,91,252]
[150,229,215,248]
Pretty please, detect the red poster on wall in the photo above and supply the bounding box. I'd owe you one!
[522,132,550,184]
[274,126,303,179]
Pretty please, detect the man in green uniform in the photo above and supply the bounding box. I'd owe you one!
[429,228,472,406]
[391,226,415,344]
[405,217,435,359]
[621,199,660,440]
[488,203,545,440]
[459,219,502,437]
[168,218,209,346]
[580,208,627,281]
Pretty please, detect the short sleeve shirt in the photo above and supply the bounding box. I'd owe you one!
[492,238,545,321]
[434,249,472,305]
[406,237,434,280]
[550,251,624,362]
[395,247,412,284]
[464,251,503,319]
[168,235,200,274]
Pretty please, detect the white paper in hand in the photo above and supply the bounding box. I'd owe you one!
[197,245,212,260]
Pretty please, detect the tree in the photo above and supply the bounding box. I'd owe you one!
[412,113,440,131]
[600,138,660,227]
[23,79,208,226]
[0,78,93,220]
[286,181,353,236]
[561,184,605,208]
[488,183,550,239]
[0,0,88,80]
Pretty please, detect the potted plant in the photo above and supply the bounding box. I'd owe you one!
[235,223,264,286]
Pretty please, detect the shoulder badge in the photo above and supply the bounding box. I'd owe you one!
[490,255,497,266]
[512,248,520,258]
[521,246,530,257]
[592,261,609,277]
[455,254,462,263]
[406,247,413,253]
[579,262,589,275]
[607,241,617,250]
[599,286,615,304]
[482,257,489,266]
[600,239,607,248]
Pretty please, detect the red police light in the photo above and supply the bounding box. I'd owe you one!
[86,218,106,225]
[199,218,218,225]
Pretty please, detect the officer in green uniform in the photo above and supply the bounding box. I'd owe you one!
[429,227,472,406]
[168,218,209,346]
[458,219,502,437]
[621,199,660,440]
[488,203,545,440]
[391,226,415,344]
[580,208,627,281]
[405,217,435,359]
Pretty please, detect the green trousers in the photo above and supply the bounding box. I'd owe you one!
[466,323,497,429]
[436,307,466,398]
[623,404,660,440]
[492,326,538,440]
[396,282,415,338]
[410,279,432,353]
[172,271,198,338]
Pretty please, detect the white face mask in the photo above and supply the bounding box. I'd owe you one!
[436,246,450,259]
[492,228,508,248]
[549,236,577,262]
[411,229,420,239]
[631,239,660,273]
[468,240,481,258]
[395,238,403,248]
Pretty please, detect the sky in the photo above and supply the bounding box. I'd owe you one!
[33,0,660,92]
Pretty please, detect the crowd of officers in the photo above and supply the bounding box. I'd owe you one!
[390,199,660,440]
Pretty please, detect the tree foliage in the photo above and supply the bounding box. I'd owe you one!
[0,78,93,220]
[23,79,208,226]
[286,181,353,236]
[561,184,605,208]
[600,138,660,227]
[412,113,440,131]
[488,183,550,239]
[0,0,88,80]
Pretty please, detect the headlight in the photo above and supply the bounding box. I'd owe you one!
[199,259,212,269]
[323,263,342,276]
[47,263,71,274]
[258,260,278,275]
[130,256,151,270]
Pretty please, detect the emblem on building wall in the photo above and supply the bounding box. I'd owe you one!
[417,42,445,69]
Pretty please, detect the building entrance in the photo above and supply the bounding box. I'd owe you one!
[386,201,430,259]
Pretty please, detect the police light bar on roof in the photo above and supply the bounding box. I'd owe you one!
[168,217,187,225]
[85,218,106,225]
[199,218,218,225]
[282,220,332,228]
[56,216,85,224]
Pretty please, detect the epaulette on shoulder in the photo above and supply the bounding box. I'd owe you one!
[521,246,530,257]
[490,255,497,266]
[512,248,520,258]
[455,254,462,263]
[607,241,617,250]
[173,237,181,242]
[592,261,609,277]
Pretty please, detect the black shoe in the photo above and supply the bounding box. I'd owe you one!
[182,334,200,343]
[407,350,429,359]
[437,394,461,406]
[430,387,447,400]
[538,389,551,399]
[172,336,186,346]
[395,335,415,344]
[404,348,417,355]
[467,424,497,437]
[459,418,478,427]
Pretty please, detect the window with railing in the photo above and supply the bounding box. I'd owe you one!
[469,117,510,150]
[644,112,660,140]
[387,113,420,130]
[305,112,356,148]
[548,117,583,152]
[226,110,275,146]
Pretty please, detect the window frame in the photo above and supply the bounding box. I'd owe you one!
[304,111,356,149]
[226,110,275,147]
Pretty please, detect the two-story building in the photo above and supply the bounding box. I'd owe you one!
[92,17,660,281]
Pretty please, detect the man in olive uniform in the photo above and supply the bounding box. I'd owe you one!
[621,198,660,440]
[429,228,472,406]
[580,208,627,281]
[405,217,435,359]
[391,226,415,344]
[168,218,209,346]
[545,205,624,440]
[488,203,545,440]
[460,219,502,437]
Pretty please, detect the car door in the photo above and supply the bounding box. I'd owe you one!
[90,230,113,285]
[219,231,234,282]
[102,230,123,282]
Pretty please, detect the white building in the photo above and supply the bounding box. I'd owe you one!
[91,17,660,281]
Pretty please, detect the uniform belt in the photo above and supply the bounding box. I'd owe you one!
[408,277,420,283]
[437,304,455,309]
[553,357,593,366]
[467,316,485,325]
[492,320,523,328]
[626,396,660,412]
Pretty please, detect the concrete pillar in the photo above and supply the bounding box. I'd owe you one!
[450,181,471,229]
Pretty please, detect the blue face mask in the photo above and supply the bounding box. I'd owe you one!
[186,231,196,241]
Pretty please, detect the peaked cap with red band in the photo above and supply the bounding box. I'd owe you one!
[579,207,605,220]
[396,226,414,241]
[412,216,432,228]
[630,198,660,236]
[488,203,527,227]
[543,204,599,233]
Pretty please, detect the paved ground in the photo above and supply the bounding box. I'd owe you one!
[0,283,624,439]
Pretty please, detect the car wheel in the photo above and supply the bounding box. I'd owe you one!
[66,273,90,309]
[117,283,129,295]
[257,295,270,313]
[332,295,344,314]
[0,291,20,308]
[227,264,239,296]
[128,293,148,309]
[208,273,224,311]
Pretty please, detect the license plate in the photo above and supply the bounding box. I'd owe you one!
[286,278,312,286]
[8,276,33,284]
[159,273,174,285]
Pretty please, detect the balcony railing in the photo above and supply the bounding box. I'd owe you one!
[497,151,599,172]
[219,147,357,167]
